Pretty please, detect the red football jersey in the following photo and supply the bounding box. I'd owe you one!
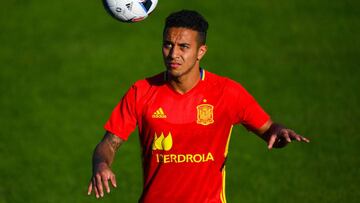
[105,69,270,203]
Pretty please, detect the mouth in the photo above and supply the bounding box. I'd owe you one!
[167,62,181,69]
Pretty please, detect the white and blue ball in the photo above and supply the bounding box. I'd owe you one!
[103,0,158,23]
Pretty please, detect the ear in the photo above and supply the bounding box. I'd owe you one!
[197,45,207,60]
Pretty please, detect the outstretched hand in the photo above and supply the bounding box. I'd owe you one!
[88,162,117,198]
[264,123,310,149]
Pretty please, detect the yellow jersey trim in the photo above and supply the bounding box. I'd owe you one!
[201,68,205,81]
[220,125,233,203]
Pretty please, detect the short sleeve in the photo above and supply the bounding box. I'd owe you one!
[227,79,270,131]
[104,85,138,141]
[241,98,270,131]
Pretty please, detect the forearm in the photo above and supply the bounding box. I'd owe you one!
[92,142,115,168]
[88,132,122,198]
[92,132,123,170]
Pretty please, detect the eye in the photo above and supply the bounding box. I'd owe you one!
[180,44,189,49]
[163,42,172,49]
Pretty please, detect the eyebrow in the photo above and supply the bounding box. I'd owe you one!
[163,40,190,46]
[179,43,190,47]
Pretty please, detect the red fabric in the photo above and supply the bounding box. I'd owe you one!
[104,70,270,203]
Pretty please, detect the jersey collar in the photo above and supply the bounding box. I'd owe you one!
[164,68,205,81]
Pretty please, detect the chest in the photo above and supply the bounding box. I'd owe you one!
[143,85,229,126]
[138,86,233,152]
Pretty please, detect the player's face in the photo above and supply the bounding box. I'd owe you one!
[162,27,207,79]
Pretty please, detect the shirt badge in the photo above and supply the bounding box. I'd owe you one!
[196,103,214,125]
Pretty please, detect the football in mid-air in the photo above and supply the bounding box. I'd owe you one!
[103,0,158,23]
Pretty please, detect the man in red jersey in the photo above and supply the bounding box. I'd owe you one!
[87,10,310,202]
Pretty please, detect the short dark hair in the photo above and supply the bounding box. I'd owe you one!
[163,10,209,45]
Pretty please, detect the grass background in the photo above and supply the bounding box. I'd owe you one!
[1,0,359,202]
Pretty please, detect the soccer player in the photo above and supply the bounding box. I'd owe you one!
[87,10,310,202]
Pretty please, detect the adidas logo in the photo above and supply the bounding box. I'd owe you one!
[125,2,133,10]
[152,107,167,118]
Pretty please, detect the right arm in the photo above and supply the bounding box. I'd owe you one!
[87,131,124,198]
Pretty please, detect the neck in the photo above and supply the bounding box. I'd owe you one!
[167,68,202,95]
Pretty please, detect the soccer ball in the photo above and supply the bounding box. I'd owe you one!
[103,0,158,23]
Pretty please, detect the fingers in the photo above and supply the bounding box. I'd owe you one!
[288,130,310,143]
[268,128,310,149]
[87,179,101,198]
[267,134,277,149]
[88,172,117,198]
[103,175,111,194]
[87,181,93,195]
[288,130,300,141]
[280,129,291,143]
[96,174,105,197]
[93,180,100,198]
[110,174,117,188]
[301,136,310,143]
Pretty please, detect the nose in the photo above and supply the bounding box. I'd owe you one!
[169,46,180,59]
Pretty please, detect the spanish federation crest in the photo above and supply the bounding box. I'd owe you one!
[196,104,214,125]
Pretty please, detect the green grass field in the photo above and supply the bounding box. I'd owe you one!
[1,0,359,202]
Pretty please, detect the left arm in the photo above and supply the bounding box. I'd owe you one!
[253,120,310,149]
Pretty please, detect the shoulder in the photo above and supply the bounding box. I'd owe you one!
[205,70,248,93]
[133,72,164,87]
[130,72,165,97]
[205,70,255,105]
